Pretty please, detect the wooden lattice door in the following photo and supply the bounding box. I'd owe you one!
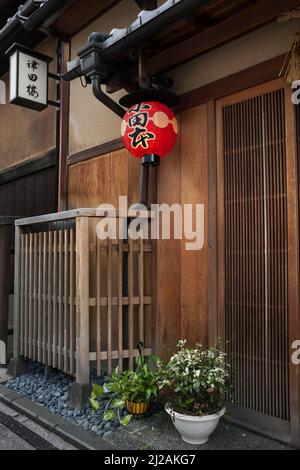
[216,79,300,445]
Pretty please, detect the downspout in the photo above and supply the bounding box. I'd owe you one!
[91,76,126,119]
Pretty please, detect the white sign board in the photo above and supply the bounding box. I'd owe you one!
[6,43,52,112]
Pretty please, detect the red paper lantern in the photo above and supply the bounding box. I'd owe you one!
[121,101,178,159]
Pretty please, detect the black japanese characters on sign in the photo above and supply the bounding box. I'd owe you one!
[27,59,39,71]
[128,103,155,149]
[26,59,40,99]
[26,85,39,99]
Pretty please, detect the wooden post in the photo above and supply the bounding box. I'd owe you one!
[285,85,300,448]
[207,100,218,347]
[58,41,70,212]
[6,222,31,376]
[8,223,28,377]
[75,216,90,384]
[13,225,21,359]
[0,224,11,351]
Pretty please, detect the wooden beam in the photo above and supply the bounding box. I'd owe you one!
[127,0,300,80]
[285,84,300,449]
[67,138,124,166]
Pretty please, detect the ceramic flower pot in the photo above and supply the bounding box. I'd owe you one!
[125,400,149,416]
[166,406,225,445]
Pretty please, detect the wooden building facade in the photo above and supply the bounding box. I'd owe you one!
[1,0,300,447]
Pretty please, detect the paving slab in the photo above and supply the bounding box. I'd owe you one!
[0,401,19,417]
[10,396,39,419]
[55,420,116,450]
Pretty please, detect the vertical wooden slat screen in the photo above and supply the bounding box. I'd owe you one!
[14,212,153,381]
[222,89,290,421]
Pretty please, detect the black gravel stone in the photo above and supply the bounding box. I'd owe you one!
[5,360,123,439]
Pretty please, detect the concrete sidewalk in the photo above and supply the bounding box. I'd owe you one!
[0,401,76,450]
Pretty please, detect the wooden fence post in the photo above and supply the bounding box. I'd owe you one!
[8,224,28,377]
[13,225,21,359]
[75,216,90,384]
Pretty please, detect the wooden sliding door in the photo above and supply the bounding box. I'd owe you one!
[216,79,300,445]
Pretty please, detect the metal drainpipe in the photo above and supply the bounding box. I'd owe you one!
[91,76,126,119]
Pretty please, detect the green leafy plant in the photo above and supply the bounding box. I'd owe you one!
[89,345,159,426]
[158,340,230,417]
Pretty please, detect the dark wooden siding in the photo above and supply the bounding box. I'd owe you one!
[0,165,57,217]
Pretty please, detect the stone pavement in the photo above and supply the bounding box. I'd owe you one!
[103,412,294,451]
[0,401,77,450]
[0,421,34,450]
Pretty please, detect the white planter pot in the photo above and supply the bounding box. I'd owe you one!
[166,406,225,445]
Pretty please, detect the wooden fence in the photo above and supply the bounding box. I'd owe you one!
[13,209,153,383]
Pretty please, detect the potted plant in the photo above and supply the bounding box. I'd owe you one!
[89,343,159,426]
[158,340,230,445]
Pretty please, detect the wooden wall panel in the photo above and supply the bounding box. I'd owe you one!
[68,149,143,209]
[155,116,182,359]
[109,150,129,208]
[0,166,57,217]
[180,105,208,346]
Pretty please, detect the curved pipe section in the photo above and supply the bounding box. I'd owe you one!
[91,76,126,119]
